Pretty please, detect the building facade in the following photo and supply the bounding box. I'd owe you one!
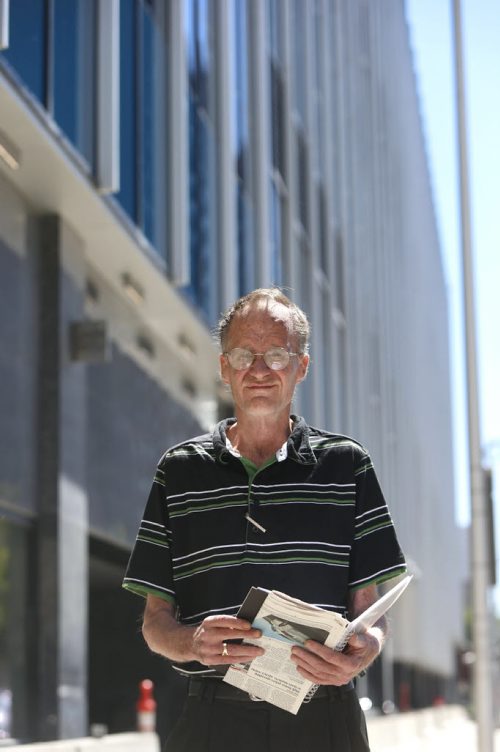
[0,0,465,743]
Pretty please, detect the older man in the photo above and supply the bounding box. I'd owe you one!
[123,288,406,751]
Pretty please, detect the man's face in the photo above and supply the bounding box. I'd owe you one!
[219,303,309,419]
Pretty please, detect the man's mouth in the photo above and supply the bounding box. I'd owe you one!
[246,383,276,389]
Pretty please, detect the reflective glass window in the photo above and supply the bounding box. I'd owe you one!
[186,100,216,322]
[336,325,348,429]
[299,237,312,419]
[270,60,286,176]
[53,0,96,167]
[1,0,96,167]
[186,0,210,110]
[1,0,47,104]
[267,0,283,65]
[270,182,283,286]
[312,0,325,179]
[318,184,328,274]
[328,2,341,223]
[234,0,254,296]
[116,0,167,255]
[116,0,166,253]
[237,187,255,295]
[267,0,286,178]
[2,0,164,250]
[320,288,332,419]
[139,3,156,243]
[297,129,309,231]
[267,0,287,287]
[116,0,139,222]
[291,0,306,125]
[184,0,217,323]
[334,230,346,315]
[234,0,249,183]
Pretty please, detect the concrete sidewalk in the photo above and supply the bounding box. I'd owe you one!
[367,705,500,752]
[0,733,160,751]
[3,708,499,751]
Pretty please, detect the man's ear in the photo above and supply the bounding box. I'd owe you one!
[296,354,309,383]
[220,353,230,384]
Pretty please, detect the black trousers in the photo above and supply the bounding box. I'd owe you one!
[164,682,371,752]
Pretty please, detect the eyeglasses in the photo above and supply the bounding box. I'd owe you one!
[224,347,299,371]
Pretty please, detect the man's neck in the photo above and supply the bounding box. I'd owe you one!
[227,413,293,467]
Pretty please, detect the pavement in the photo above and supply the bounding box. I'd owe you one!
[367,706,500,752]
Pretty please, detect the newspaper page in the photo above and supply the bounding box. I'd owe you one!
[223,589,350,715]
[223,576,412,714]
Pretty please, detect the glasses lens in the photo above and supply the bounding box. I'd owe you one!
[264,348,289,370]
[227,348,254,370]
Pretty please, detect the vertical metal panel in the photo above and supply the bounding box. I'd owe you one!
[167,0,190,286]
[317,0,336,430]
[318,0,334,281]
[453,0,494,746]
[248,0,271,286]
[96,0,120,194]
[279,0,295,293]
[0,0,9,50]
[331,0,351,434]
[214,0,238,310]
[302,2,322,426]
[281,1,294,292]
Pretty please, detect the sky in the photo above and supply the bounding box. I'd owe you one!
[404,0,500,610]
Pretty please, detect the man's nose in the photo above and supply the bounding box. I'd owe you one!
[249,353,271,373]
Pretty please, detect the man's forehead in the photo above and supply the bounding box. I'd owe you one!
[228,301,293,338]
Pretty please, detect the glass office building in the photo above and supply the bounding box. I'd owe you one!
[0,0,465,742]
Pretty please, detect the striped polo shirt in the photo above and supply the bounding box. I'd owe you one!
[123,416,406,673]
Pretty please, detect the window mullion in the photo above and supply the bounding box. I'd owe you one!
[0,0,10,50]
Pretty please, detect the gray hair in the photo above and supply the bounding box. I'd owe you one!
[217,288,310,353]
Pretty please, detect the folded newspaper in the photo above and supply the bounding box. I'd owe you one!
[223,575,412,714]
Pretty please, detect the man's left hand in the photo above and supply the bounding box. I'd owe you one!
[290,629,382,686]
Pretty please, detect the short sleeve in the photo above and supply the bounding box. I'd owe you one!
[122,461,176,604]
[348,450,406,590]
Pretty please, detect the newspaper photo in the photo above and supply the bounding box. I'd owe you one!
[223,575,412,714]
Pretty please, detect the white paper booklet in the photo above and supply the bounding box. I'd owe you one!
[223,575,412,715]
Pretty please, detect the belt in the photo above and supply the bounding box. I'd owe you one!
[187,677,354,703]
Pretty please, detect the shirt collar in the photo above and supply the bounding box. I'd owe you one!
[213,415,317,465]
[225,435,289,462]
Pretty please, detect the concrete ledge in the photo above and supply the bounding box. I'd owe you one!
[3,707,474,751]
[7,733,160,751]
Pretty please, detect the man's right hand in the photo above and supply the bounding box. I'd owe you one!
[192,614,264,665]
[142,594,264,665]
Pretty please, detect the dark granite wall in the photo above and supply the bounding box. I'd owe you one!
[0,235,205,549]
[0,238,36,514]
[87,344,205,547]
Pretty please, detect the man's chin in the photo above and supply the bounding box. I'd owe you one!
[240,399,286,418]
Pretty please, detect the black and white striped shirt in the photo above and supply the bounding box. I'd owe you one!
[123,416,406,673]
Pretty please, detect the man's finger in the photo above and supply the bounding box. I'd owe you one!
[291,644,358,678]
[292,641,343,665]
[205,642,265,665]
[346,632,368,649]
[203,615,256,631]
